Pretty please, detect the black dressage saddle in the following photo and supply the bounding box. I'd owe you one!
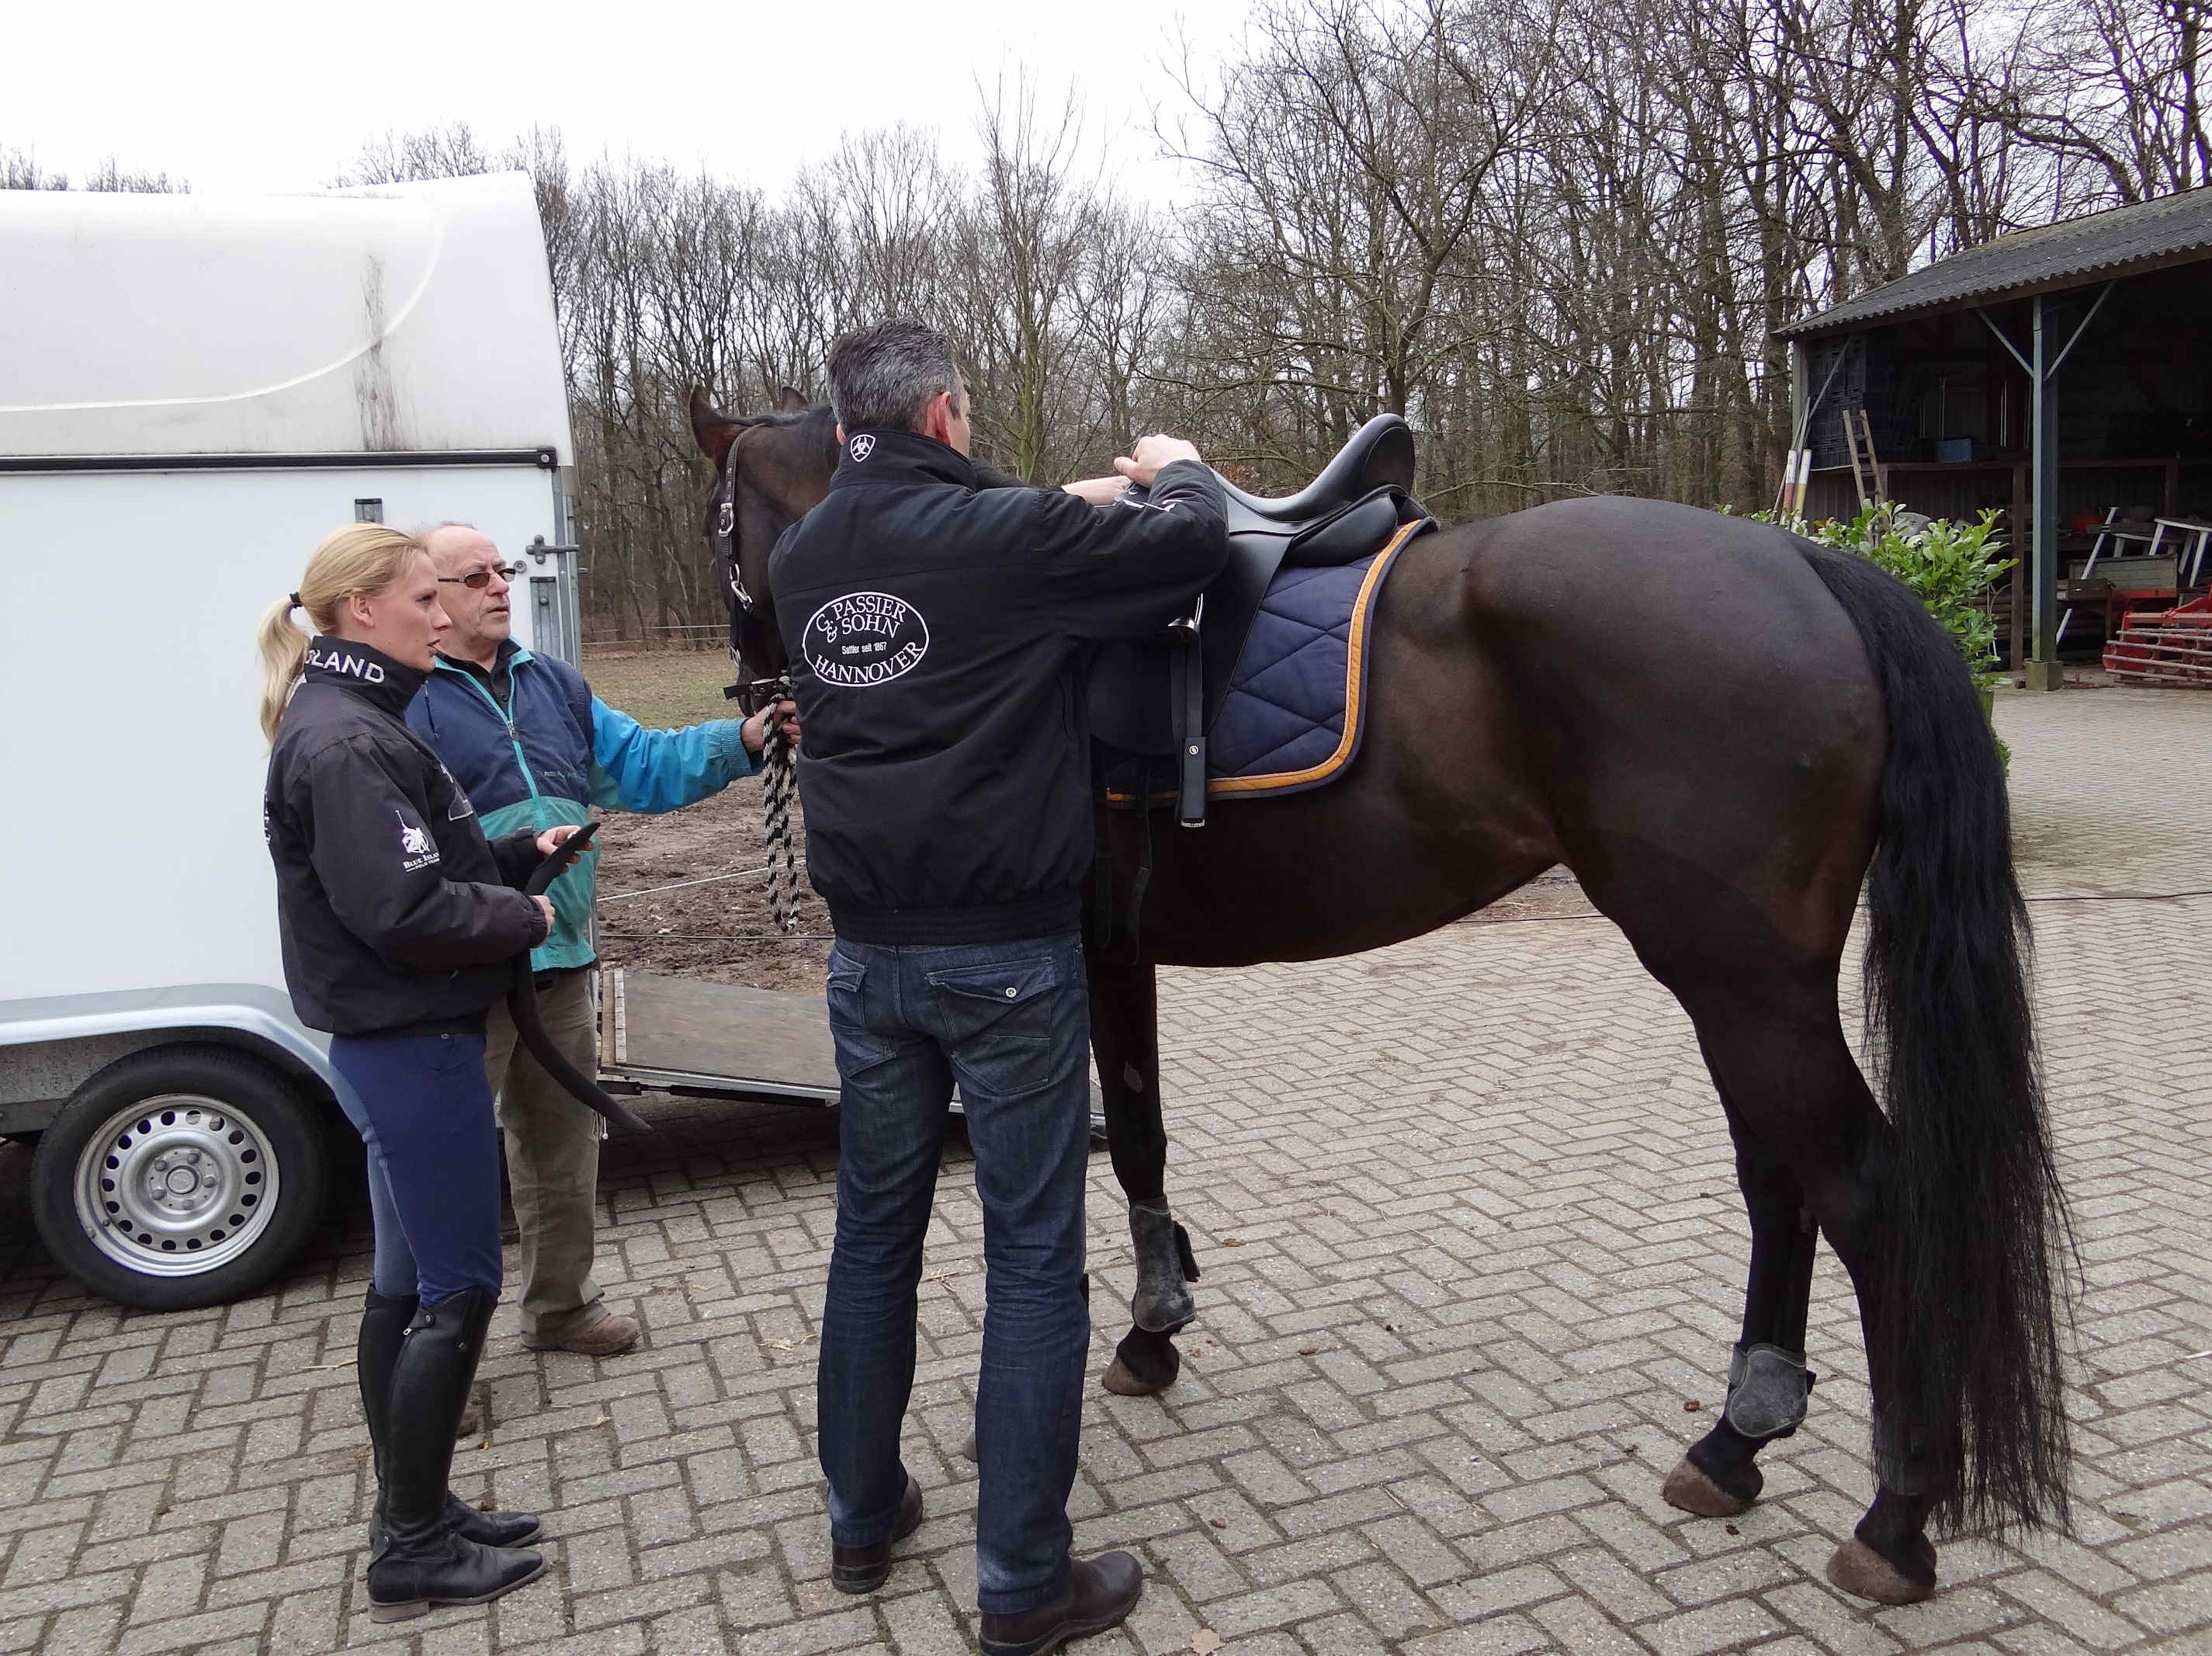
[1088,414,1430,825]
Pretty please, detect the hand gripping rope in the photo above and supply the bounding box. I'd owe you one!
[511,822,653,1134]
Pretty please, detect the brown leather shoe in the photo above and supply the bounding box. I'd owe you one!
[979,1551,1142,1654]
[521,1310,640,1356]
[830,1476,924,1594]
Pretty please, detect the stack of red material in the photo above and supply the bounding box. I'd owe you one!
[2105,595,2212,686]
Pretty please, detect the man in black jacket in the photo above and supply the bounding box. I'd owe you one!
[775,319,1226,1654]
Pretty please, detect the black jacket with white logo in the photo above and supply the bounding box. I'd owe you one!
[771,428,1229,943]
[263,637,547,1036]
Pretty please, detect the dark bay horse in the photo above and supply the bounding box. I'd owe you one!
[686,388,2071,1606]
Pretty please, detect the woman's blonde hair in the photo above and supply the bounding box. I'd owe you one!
[256,523,428,741]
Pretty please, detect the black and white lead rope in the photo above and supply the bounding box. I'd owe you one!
[761,727,801,932]
[742,670,802,934]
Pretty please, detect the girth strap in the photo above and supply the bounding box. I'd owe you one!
[1167,601,1205,828]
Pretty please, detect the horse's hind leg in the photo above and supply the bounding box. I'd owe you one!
[1087,958,1196,1397]
[1662,1062,1820,1518]
[1672,988,1941,1604]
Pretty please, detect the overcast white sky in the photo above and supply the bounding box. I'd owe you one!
[5,0,1256,202]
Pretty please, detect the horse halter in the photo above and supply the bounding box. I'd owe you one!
[709,429,789,717]
[709,435,760,621]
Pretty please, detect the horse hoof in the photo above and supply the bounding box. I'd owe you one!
[1825,1537,1936,1605]
[1102,1327,1182,1397]
[1662,1457,1754,1518]
[1102,1357,1163,1397]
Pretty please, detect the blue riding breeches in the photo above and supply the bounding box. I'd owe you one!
[327,1029,504,1309]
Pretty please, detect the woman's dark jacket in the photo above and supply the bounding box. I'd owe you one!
[263,637,547,1036]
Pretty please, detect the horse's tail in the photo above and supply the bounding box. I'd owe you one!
[1797,543,2072,1539]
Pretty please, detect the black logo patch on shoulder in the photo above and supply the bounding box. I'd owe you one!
[802,591,930,688]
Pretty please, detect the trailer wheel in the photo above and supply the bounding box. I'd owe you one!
[29,1047,331,1311]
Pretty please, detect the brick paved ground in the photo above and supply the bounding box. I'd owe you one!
[3,684,2210,1655]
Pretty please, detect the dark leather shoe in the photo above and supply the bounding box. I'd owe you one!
[829,1476,923,1594]
[368,1531,546,1623]
[979,1551,1143,1655]
[367,1290,546,1621]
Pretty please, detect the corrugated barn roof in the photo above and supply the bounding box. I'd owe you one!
[1777,185,2212,339]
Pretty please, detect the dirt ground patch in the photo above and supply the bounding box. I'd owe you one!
[584,648,831,995]
[582,646,745,729]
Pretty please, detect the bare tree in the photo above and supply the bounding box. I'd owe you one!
[2,148,185,192]
[335,123,494,187]
[1999,0,2211,203]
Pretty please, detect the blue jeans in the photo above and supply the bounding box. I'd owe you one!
[816,931,1092,1616]
[328,1030,504,1308]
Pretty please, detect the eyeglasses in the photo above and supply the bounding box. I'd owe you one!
[438,563,521,590]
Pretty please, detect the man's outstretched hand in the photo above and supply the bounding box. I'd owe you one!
[1114,434,1205,489]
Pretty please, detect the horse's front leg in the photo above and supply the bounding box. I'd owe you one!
[1087,956,1196,1396]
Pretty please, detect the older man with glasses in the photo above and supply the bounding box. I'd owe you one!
[405,523,797,1371]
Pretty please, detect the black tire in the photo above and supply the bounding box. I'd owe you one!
[29,1045,332,1311]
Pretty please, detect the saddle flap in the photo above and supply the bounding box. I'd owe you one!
[1086,637,1173,756]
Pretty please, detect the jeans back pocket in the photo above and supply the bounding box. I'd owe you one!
[824,949,897,1078]
[925,955,1064,1097]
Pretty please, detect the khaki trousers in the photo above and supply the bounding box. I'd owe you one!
[483,967,605,1340]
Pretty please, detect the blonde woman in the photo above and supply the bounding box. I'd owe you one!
[258,525,580,1622]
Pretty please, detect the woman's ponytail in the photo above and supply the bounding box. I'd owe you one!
[257,524,425,744]
[257,595,310,743]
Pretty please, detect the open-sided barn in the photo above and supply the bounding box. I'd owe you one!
[1777,186,2212,687]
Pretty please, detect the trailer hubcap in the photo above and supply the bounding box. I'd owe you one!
[75,1095,280,1276]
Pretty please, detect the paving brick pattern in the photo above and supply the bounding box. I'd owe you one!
[4,685,2210,1654]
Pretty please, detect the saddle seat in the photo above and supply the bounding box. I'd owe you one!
[1088,415,1430,785]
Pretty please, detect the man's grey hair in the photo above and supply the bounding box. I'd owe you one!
[827,320,963,434]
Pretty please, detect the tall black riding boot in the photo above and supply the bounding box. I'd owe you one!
[366,1289,546,1623]
[359,1288,539,1553]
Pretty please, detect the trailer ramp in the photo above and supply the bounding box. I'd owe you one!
[598,969,1107,1130]
[600,969,841,1104]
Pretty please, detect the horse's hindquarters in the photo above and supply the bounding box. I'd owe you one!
[1455,498,1886,971]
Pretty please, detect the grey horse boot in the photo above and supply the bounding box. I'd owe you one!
[1129,1198,1197,1334]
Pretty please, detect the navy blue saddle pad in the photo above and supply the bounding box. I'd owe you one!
[1205,519,1420,800]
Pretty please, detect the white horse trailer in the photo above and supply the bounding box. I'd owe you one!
[0,174,582,1308]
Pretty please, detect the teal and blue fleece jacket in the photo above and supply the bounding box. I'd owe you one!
[404,641,759,971]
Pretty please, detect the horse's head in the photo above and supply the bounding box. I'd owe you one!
[688,384,840,710]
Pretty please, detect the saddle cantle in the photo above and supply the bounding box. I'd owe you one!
[1087,415,1432,824]
[1220,413,1417,523]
